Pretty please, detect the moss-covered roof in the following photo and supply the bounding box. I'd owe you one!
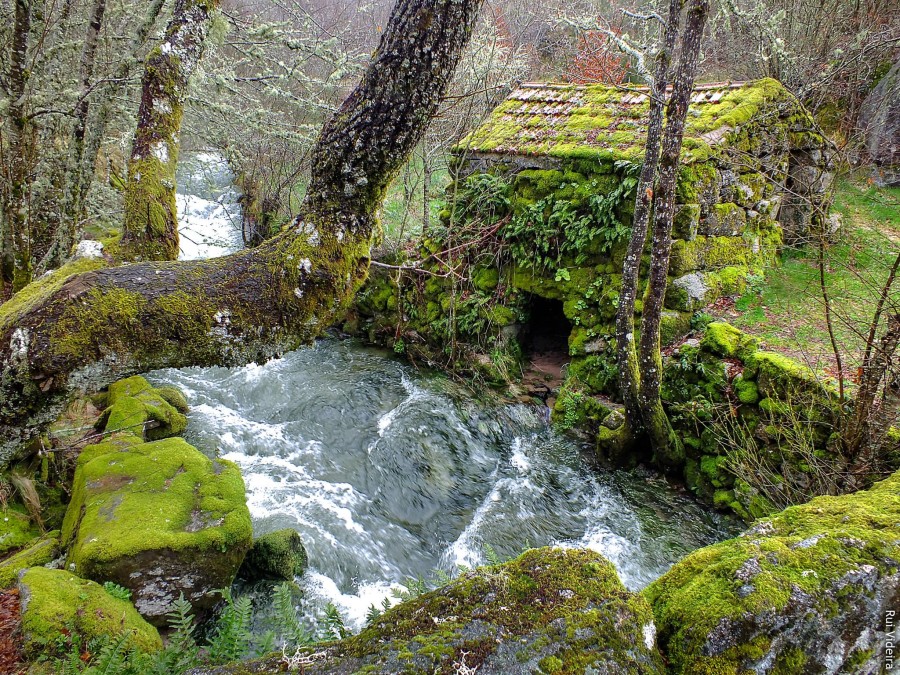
[454,78,798,165]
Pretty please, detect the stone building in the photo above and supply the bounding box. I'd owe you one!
[356,78,834,399]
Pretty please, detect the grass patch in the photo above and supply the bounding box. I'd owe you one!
[714,177,900,380]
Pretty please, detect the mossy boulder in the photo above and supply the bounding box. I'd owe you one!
[238,528,308,582]
[645,471,900,674]
[701,322,758,361]
[18,567,162,657]
[61,435,252,626]
[97,375,188,440]
[0,504,40,555]
[194,547,665,674]
[0,530,60,588]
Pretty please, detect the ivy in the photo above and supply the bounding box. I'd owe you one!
[500,166,639,271]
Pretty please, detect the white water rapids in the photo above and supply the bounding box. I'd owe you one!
[150,153,738,633]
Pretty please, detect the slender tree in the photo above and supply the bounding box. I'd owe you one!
[40,0,109,270]
[0,0,33,296]
[637,0,710,466]
[120,0,221,262]
[612,0,684,459]
[0,0,485,465]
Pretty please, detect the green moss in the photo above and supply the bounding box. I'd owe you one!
[645,471,900,673]
[61,436,252,587]
[455,79,804,166]
[99,375,188,440]
[19,567,162,657]
[472,267,500,292]
[332,547,665,673]
[0,504,40,556]
[0,258,107,331]
[239,528,307,582]
[566,355,617,394]
[744,351,833,403]
[733,376,760,405]
[660,310,692,346]
[701,322,758,360]
[154,385,189,413]
[0,530,60,588]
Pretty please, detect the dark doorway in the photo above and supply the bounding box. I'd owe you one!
[521,295,571,397]
[524,295,571,357]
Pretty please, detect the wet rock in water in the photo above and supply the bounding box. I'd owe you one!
[60,434,253,626]
[97,375,188,440]
[18,567,161,657]
[0,530,60,588]
[644,470,900,674]
[189,547,665,674]
[238,528,308,582]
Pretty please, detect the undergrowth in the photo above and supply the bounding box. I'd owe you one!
[42,585,347,674]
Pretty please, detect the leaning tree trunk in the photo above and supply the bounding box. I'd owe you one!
[1,0,33,297]
[120,0,220,262]
[0,0,485,466]
[40,0,108,271]
[637,0,709,467]
[611,0,684,459]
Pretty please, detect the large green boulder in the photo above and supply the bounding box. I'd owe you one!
[645,471,900,673]
[0,530,59,588]
[61,435,253,626]
[18,567,162,657]
[238,528,308,582]
[193,547,665,674]
[98,375,188,440]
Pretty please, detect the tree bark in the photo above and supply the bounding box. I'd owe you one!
[612,0,684,455]
[120,0,220,262]
[637,0,709,467]
[40,0,108,271]
[1,0,33,296]
[0,0,485,465]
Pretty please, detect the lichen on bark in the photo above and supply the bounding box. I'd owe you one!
[0,0,486,467]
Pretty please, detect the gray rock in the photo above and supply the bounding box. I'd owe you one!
[859,59,900,186]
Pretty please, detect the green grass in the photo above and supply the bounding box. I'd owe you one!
[715,177,900,381]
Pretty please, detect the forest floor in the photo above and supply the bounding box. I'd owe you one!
[711,176,900,385]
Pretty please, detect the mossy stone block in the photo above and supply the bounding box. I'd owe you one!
[701,202,747,236]
[19,567,162,657]
[100,375,187,440]
[0,530,60,588]
[239,528,308,582]
[700,322,758,360]
[660,310,692,346]
[0,505,40,556]
[645,471,900,674]
[208,547,666,674]
[61,436,252,626]
[672,204,701,241]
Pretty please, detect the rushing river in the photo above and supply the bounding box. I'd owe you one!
[151,152,739,632]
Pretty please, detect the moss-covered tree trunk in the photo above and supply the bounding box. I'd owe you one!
[637,0,709,467]
[0,0,485,465]
[612,0,684,459]
[0,0,34,297]
[120,0,220,262]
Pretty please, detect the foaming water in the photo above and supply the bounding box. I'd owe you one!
[150,340,739,631]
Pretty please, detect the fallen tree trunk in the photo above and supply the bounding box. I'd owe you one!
[0,0,485,465]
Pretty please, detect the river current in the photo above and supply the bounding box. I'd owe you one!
[150,153,739,632]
